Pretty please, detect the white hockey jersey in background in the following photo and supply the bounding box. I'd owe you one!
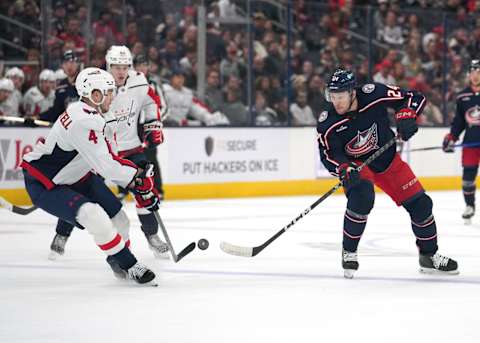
[21,101,138,189]
[22,86,55,117]
[107,70,161,152]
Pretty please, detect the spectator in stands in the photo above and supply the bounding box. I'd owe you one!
[93,10,122,46]
[5,67,25,116]
[379,10,404,46]
[373,60,396,84]
[0,78,15,117]
[51,1,67,36]
[290,91,316,126]
[223,89,249,125]
[126,20,140,47]
[205,69,224,113]
[307,73,326,116]
[23,69,56,118]
[254,91,278,126]
[58,16,86,61]
[220,42,245,84]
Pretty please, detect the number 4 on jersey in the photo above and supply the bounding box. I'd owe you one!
[88,130,98,144]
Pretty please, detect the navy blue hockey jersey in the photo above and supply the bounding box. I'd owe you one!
[449,87,480,144]
[317,82,426,175]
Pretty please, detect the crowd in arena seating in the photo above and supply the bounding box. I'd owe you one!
[1,0,480,126]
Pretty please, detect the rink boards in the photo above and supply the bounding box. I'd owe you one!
[0,126,465,205]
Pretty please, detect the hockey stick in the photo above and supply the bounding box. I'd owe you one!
[220,136,397,258]
[407,142,480,153]
[0,196,38,215]
[0,116,51,127]
[153,211,196,263]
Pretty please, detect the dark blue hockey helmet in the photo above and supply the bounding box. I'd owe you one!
[470,59,480,71]
[327,68,356,93]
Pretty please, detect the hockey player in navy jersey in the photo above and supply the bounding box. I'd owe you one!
[317,68,458,278]
[48,46,170,260]
[21,67,159,285]
[443,59,480,224]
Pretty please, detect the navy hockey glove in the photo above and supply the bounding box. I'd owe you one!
[143,120,164,148]
[442,133,456,153]
[338,162,360,190]
[395,108,418,141]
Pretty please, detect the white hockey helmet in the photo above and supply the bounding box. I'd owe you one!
[105,45,133,70]
[55,68,67,81]
[0,78,14,92]
[39,69,56,82]
[6,67,25,79]
[75,67,115,105]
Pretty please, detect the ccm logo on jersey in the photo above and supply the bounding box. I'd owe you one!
[402,177,418,190]
[345,123,379,157]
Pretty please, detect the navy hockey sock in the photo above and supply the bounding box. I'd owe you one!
[111,246,137,271]
[462,167,477,207]
[138,213,158,236]
[55,219,75,237]
[403,194,438,255]
[343,209,368,252]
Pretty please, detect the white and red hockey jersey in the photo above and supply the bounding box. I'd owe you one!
[107,70,162,152]
[163,83,212,124]
[21,101,138,189]
[22,86,55,117]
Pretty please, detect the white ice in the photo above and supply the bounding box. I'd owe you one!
[1,191,479,343]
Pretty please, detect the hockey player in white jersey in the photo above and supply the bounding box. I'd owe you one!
[22,69,56,117]
[21,67,159,284]
[48,46,170,259]
[163,67,229,126]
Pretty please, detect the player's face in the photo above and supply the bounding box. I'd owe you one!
[330,90,352,115]
[100,89,115,112]
[39,80,55,94]
[0,89,12,102]
[110,65,130,86]
[171,74,185,89]
[470,69,480,87]
[63,60,79,78]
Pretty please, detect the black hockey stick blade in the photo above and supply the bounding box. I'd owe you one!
[175,242,196,262]
[0,196,38,215]
[220,137,396,258]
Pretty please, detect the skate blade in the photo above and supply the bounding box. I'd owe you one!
[344,269,356,279]
[464,218,472,225]
[419,267,460,275]
[48,250,62,261]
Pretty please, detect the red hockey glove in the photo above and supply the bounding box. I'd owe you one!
[442,133,456,153]
[134,188,160,212]
[143,121,164,147]
[337,162,360,190]
[132,162,155,194]
[395,108,418,141]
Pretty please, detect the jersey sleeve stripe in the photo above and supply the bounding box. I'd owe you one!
[147,86,162,120]
[322,118,349,166]
[20,161,56,190]
[358,96,403,113]
[104,138,138,169]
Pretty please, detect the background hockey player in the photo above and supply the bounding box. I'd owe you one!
[40,50,80,123]
[317,68,458,278]
[22,69,56,118]
[5,67,25,116]
[163,67,229,126]
[442,59,480,224]
[0,78,15,118]
[131,53,168,200]
[21,67,159,285]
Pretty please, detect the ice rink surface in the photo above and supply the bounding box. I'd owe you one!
[1,190,479,343]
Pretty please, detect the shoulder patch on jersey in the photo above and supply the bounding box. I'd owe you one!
[362,84,375,94]
[318,111,328,122]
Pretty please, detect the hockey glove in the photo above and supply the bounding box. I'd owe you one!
[132,161,155,195]
[338,162,361,190]
[143,120,164,147]
[23,117,37,127]
[395,108,418,141]
[442,133,456,153]
[134,189,160,212]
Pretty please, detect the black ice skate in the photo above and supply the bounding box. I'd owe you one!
[128,262,157,286]
[342,249,359,279]
[419,252,459,275]
[146,233,170,259]
[48,234,69,260]
[462,205,475,225]
[106,256,127,280]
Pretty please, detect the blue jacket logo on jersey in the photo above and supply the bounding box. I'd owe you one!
[345,123,379,157]
[466,105,480,126]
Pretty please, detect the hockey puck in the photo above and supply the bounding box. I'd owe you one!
[198,238,209,250]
